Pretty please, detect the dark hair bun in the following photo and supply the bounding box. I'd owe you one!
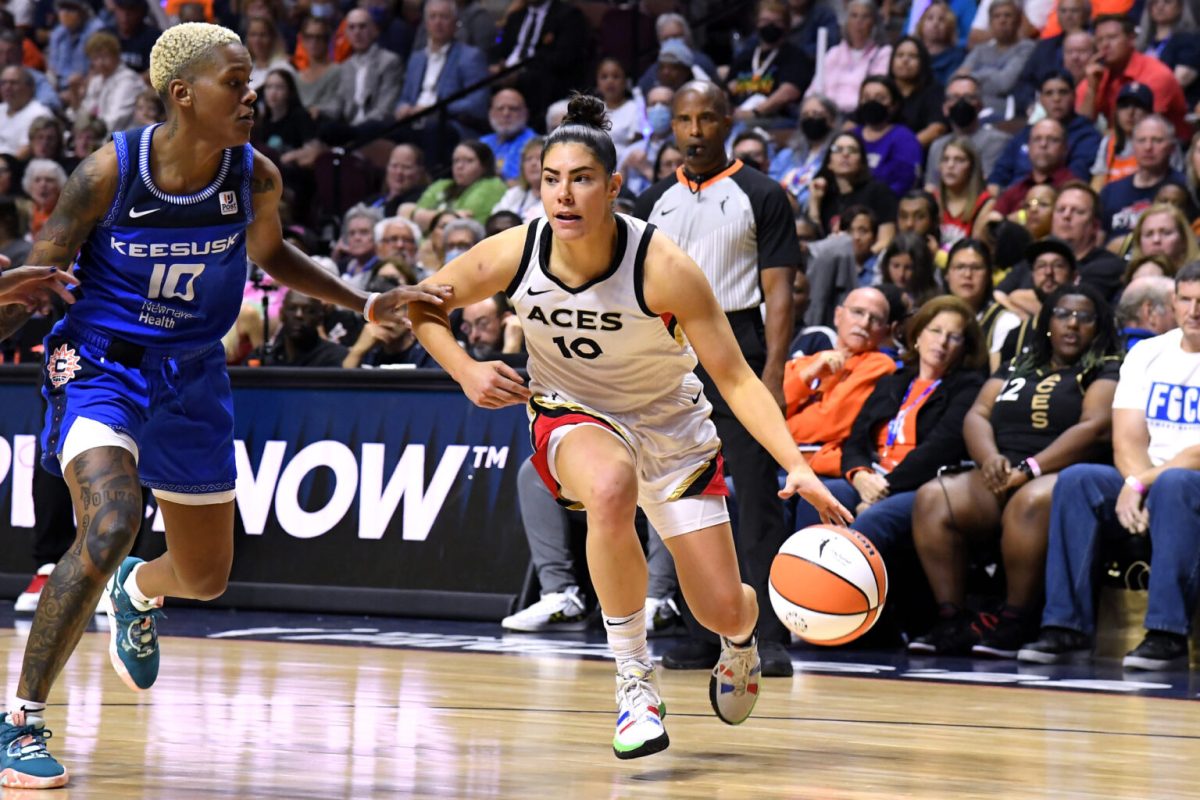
[562,92,611,132]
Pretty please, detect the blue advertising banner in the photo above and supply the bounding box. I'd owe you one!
[0,368,534,618]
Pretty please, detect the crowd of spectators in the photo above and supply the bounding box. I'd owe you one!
[2,0,1200,669]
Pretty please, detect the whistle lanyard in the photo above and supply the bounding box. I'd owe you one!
[883,378,940,455]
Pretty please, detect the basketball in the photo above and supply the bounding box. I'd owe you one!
[768,525,888,646]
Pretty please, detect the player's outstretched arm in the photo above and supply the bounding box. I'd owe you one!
[409,226,532,408]
[644,234,853,525]
[0,148,115,340]
[244,153,451,322]
[0,263,79,309]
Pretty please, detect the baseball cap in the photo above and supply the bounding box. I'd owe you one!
[1026,236,1077,271]
[658,38,695,68]
[1117,82,1154,111]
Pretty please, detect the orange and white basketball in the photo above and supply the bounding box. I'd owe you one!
[769,525,888,646]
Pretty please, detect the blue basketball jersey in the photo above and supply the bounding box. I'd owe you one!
[67,123,255,347]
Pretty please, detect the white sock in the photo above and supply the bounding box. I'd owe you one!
[123,563,160,612]
[8,696,46,727]
[603,609,649,672]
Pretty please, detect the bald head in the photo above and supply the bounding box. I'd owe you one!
[834,287,891,353]
[674,80,729,116]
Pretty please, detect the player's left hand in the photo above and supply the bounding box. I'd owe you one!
[779,468,854,526]
[373,283,454,326]
[0,264,79,308]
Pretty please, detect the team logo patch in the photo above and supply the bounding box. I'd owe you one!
[219,191,238,215]
[48,343,81,388]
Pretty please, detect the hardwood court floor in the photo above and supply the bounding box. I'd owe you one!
[1,620,1198,800]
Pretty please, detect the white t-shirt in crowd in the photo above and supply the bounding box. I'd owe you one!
[1112,328,1200,466]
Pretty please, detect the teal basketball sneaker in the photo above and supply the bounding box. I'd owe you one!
[105,557,163,692]
[0,710,68,789]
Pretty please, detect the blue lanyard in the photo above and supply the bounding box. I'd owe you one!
[885,378,941,450]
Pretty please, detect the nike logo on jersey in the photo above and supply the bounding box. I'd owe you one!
[691,391,702,404]
[527,287,554,296]
[659,207,676,216]
[129,206,161,219]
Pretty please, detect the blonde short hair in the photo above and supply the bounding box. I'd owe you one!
[149,22,241,95]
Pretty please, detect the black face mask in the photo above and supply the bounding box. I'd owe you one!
[758,23,784,45]
[856,100,889,126]
[948,98,979,128]
[800,116,832,141]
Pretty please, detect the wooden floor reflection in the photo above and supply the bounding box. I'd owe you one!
[1,626,1197,799]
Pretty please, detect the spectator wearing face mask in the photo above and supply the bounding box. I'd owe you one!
[852,75,923,198]
[773,95,838,214]
[925,75,1011,189]
[636,15,717,94]
[619,85,675,196]
[729,0,814,125]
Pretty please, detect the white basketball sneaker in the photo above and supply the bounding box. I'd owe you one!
[709,633,761,725]
[644,595,681,634]
[612,660,669,759]
[500,586,588,632]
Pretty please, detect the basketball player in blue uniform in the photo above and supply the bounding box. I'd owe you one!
[410,95,852,759]
[0,24,450,788]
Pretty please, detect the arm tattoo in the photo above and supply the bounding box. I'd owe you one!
[33,152,106,260]
[250,176,276,194]
[16,447,141,701]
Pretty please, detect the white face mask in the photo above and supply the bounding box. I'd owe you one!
[444,247,468,262]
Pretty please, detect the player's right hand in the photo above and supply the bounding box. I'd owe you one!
[0,264,78,308]
[460,360,532,409]
[779,469,854,527]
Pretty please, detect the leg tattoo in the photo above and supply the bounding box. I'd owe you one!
[17,448,141,701]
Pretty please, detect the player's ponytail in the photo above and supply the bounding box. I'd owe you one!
[544,92,618,176]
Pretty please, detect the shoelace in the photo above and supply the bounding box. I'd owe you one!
[116,608,166,657]
[0,724,54,761]
[615,664,660,716]
[719,643,758,691]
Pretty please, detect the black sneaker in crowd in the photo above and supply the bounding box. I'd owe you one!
[662,638,721,670]
[907,612,980,656]
[1122,631,1190,671]
[972,610,1038,659]
[1016,626,1092,664]
[757,640,794,678]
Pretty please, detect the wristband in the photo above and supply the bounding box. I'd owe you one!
[1024,457,1042,478]
[363,292,381,324]
[1124,475,1148,496]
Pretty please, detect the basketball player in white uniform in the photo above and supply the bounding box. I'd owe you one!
[410,94,852,760]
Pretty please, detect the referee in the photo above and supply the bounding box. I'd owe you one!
[635,81,799,678]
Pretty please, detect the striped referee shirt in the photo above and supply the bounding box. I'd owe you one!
[633,159,800,313]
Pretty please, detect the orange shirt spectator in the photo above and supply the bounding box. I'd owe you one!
[785,349,897,475]
[1077,17,1191,141]
[783,286,899,477]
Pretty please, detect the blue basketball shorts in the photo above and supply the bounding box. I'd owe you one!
[40,319,236,505]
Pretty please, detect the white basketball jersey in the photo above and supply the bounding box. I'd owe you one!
[507,214,706,416]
